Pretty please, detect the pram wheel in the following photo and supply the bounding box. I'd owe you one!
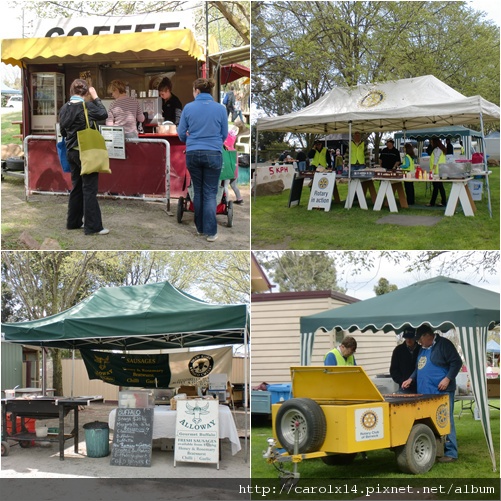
[226,200,234,228]
[177,196,185,223]
[1,441,10,456]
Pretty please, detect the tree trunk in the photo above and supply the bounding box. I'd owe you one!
[50,349,63,396]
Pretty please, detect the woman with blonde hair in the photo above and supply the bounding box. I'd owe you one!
[178,78,228,242]
[106,79,144,138]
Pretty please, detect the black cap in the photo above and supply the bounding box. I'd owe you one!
[402,328,416,339]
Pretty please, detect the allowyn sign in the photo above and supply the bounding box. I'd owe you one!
[32,12,193,38]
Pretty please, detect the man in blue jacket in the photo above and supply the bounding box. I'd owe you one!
[402,325,462,463]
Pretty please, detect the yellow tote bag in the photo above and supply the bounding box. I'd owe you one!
[77,102,111,175]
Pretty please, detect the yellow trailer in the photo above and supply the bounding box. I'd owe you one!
[264,366,450,476]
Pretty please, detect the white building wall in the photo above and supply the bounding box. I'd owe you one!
[251,293,397,387]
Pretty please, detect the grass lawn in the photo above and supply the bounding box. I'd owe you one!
[251,170,500,250]
[1,110,23,144]
[250,400,500,499]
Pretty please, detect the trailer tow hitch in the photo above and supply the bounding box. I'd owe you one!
[263,420,301,483]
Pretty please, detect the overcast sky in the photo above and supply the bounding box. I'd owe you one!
[335,252,500,300]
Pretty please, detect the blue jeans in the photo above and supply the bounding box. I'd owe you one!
[445,392,458,458]
[186,150,222,236]
[298,161,306,172]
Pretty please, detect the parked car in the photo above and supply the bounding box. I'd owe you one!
[6,95,23,109]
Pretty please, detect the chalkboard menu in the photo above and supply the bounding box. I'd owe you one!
[110,407,154,467]
[288,174,305,207]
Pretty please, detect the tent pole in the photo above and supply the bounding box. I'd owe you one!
[71,349,75,398]
[478,112,492,218]
[348,122,352,180]
[42,347,47,396]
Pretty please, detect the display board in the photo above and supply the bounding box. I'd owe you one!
[307,172,336,211]
[110,407,154,467]
[288,174,305,207]
[100,126,126,159]
[174,398,219,468]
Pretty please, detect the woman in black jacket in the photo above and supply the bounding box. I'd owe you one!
[59,79,109,235]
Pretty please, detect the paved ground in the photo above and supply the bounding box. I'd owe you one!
[1,402,250,481]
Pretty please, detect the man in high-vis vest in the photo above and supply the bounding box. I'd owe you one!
[344,131,367,171]
[324,336,357,366]
[310,140,332,171]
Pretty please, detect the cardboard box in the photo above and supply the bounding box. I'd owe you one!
[178,385,198,396]
[487,378,500,398]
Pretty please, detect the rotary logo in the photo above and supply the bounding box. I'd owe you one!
[318,177,329,189]
[358,90,386,108]
[360,410,378,430]
[418,356,427,370]
[188,354,214,377]
[436,403,449,428]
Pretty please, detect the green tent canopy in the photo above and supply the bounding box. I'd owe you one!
[300,276,500,471]
[1,281,249,350]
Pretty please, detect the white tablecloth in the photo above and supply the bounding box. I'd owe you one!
[109,405,241,455]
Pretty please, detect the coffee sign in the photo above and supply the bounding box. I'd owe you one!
[33,12,193,38]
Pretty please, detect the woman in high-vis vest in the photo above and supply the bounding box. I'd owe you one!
[427,138,447,207]
[401,143,416,205]
[324,336,357,366]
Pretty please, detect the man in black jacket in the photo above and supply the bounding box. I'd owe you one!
[390,328,419,393]
[379,138,401,170]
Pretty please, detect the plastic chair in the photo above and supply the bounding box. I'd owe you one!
[235,134,250,154]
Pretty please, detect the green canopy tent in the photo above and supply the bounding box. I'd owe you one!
[1,281,250,455]
[300,276,499,471]
[1,281,248,350]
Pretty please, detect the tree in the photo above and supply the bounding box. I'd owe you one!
[373,277,398,296]
[252,1,500,147]
[341,251,499,281]
[1,251,250,394]
[255,251,346,293]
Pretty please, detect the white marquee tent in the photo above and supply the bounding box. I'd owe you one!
[256,75,500,135]
[256,75,499,215]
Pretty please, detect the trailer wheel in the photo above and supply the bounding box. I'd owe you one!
[1,441,10,456]
[275,398,326,454]
[19,440,31,448]
[177,197,185,223]
[321,453,357,466]
[395,423,437,474]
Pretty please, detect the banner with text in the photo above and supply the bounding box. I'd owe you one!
[33,12,193,38]
[81,350,170,388]
[255,164,295,190]
[168,346,233,389]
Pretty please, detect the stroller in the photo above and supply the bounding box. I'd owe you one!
[177,149,237,228]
